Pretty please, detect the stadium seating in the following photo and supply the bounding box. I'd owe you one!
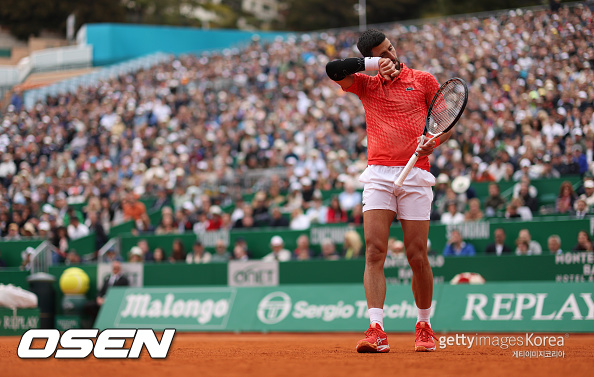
[0,3,593,273]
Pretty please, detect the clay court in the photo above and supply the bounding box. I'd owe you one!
[2,332,593,377]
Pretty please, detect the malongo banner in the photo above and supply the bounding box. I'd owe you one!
[111,287,235,330]
[95,282,594,332]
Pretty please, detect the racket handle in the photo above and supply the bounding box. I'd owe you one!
[395,153,419,186]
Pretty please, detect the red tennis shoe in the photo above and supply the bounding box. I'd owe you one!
[414,321,437,352]
[356,322,390,353]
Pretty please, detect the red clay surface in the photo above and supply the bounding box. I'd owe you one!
[2,332,593,377]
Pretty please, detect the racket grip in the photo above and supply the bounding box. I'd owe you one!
[395,153,419,186]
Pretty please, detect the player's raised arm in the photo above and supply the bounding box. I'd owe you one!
[326,57,391,90]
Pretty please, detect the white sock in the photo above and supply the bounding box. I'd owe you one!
[368,308,384,330]
[417,306,431,326]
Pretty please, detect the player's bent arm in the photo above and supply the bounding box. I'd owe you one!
[332,75,354,91]
[325,57,380,90]
[417,129,454,156]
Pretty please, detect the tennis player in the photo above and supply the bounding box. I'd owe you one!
[326,29,453,352]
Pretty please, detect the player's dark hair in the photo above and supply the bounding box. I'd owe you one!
[357,29,386,57]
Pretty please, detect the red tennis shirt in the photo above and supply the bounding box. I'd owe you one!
[345,63,440,171]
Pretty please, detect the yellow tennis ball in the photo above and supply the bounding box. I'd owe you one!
[59,267,90,295]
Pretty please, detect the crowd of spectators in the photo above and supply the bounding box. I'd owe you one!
[113,228,364,264]
[441,226,594,257]
[0,4,593,264]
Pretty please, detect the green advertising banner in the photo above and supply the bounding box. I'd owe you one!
[95,282,594,333]
[437,282,594,332]
[103,287,236,330]
[0,308,40,336]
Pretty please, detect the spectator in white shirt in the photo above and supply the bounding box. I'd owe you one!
[512,158,539,181]
[515,229,542,255]
[0,153,16,181]
[263,236,292,262]
[186,240,212,264]
[487,152,512,182]
[512,176,538,199]
[440,201,465,225]
[505,197,533,221]
[67,215,90,240]
[547,235,563,255]
[289,207,311,230]
[303,150,328,181]
[230,197,246,224]
[579,180,594,207]
[306,190,328,225]
[338,181,361,211]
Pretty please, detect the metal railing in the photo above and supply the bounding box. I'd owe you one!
[29,44,92,74]
[23,51,170,110]
[0,45,92,91]
[28,241,56,274]
[96,237,121,263]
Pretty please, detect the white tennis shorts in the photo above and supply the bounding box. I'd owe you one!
[359,165,436,221]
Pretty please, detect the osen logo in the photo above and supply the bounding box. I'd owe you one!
[17,329,175,359]
[257,292,292,324]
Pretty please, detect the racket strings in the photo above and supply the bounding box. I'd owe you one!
[427,81,467,135]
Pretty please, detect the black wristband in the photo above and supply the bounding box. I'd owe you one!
[325,58,366,81]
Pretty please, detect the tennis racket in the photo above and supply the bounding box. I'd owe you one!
[394,77,468,187]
